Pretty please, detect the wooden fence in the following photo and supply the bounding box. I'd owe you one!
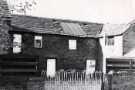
[106,58,135,72]
[27,71,104,90]
[41,71,103,80]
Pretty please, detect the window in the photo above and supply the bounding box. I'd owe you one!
[13,34,22,53]
[86,60,95,74]
[69,39,77,50]
[34,36,42,48]
[105,36,114,46]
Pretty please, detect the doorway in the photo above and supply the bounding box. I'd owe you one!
[47,59,56,77]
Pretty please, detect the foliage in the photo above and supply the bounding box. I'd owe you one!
[7,0,37,14]
[0,0,11,54]
[0,0,37,54]
[106,72,135,90]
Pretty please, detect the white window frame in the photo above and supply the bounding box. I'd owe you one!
[86,60,95,74]
[34,36,43,48]
[13,34,22,53]
[69,39,77,50]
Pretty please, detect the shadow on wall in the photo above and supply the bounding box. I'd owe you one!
[96,39,103,71]
[123,24,135,56]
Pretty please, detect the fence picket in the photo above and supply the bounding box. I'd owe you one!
[41,71,103,90]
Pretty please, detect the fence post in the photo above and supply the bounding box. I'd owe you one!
[108,74,113,90]
[101,73,104,90]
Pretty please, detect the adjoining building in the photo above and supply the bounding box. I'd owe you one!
[99,23,135,73]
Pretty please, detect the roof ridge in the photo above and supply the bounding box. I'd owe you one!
[11,14,103,25]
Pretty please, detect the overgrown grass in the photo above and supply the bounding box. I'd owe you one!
[99,72,135,90]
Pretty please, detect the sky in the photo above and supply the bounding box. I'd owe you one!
[7,0,135,24]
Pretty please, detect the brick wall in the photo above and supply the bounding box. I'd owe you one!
[10,32,102,71]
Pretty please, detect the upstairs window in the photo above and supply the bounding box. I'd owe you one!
[69,39,77,50]
[34,36,42,48]
[105,36,114,46]
[13,34,22,53]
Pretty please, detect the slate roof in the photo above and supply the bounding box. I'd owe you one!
[11,15,103,37]
[100,24,130,36]
[124,48,135,58]
[60,22,86,36]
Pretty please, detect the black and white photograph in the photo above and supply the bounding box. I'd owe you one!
[0,0,135,90]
